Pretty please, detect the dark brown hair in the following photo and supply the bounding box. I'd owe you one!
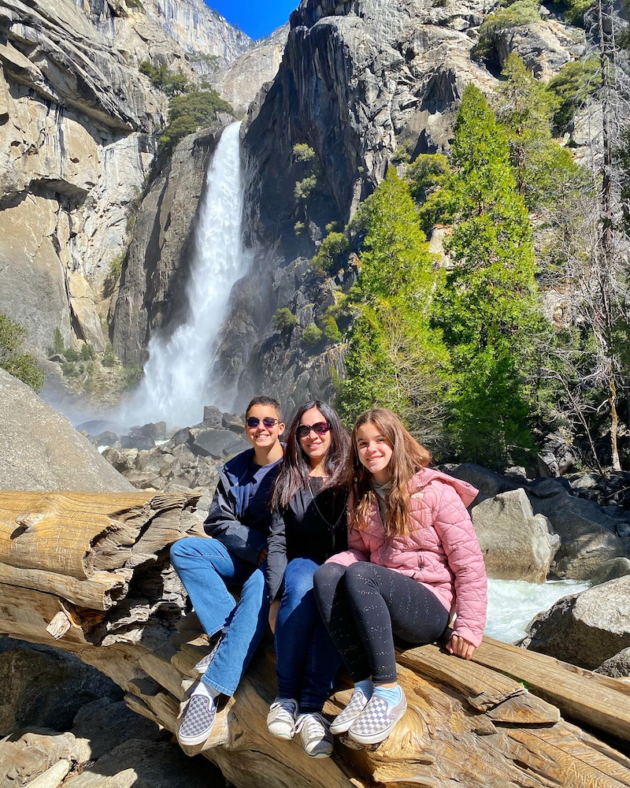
[349,408,431,537]
[271,400,350,509]
[245,396,282,421]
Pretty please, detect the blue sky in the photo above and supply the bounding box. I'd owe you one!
[207,1,298,40]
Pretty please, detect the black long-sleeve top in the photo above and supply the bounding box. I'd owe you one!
[266,477,348,602]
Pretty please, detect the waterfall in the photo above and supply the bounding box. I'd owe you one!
[123,122,250,428]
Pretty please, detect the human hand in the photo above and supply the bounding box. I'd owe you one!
[258,548,268,566]
[269,599,280,633]
[446,634,475,660]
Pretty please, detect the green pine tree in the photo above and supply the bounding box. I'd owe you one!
[436,85,541,467]
[341,169,449,443]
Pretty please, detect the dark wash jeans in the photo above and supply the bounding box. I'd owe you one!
[275,556,342,712]
[170,537,269,696]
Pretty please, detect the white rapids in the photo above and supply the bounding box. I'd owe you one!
[123,121,250,428]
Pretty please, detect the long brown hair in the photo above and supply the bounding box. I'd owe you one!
[271,400,350,510]
[349,408,431,537]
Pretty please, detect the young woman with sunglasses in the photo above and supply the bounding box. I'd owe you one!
[265,400,350,758]
[314,408,487,746]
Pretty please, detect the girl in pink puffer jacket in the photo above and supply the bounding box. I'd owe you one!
[313,408,487,746]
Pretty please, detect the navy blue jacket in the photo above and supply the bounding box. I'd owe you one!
[203,447,282,565]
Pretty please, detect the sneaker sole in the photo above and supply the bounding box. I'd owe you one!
[267,728,294,740]
[330,716,360,735]
[305,749,333,758]
[177,728,215,747]
[348,703,407,745]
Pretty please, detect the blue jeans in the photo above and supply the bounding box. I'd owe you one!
[170,537,269,697]
[275,557,341,712]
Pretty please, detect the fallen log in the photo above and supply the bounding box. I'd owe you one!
[0,491,629,788]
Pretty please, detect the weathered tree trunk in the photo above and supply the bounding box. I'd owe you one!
[1,492,630,788]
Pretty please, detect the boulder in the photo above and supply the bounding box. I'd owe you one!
[471,489,560,583]
[524,576,630,670]
[528,480,626,580]
[76,419,125,436]
[121,435,156,451]
[590,557,630,586]
[101,447,139,473]
[95,431,119,447]
[595,648,630,678]
[137,422,168,441]
[536,432,578,478]
[167,427,192,448]
[189,428,250,460]
[0,370,133,493]
[0,638,122,736]
[442,463,520,500]
[202,406,223,427]
[222,412,246,434]
[63,738,223,788]
[71,698,168,760]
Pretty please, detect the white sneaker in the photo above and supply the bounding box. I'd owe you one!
[267,698,299,739]
[348,689,407,745]
[293,712,334,758]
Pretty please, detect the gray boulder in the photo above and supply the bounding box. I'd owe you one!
[0,638,122,737]
[202,406,223,427]
[524,576,630,670]
[528,480,626,580]
[590,557,630,586]
[471,489,560,583]
[595,648,630,678]
[442,463,520,500]
[76,419,124,436]
[121,435,156,451]
[137,422,168,441]
[222,412,246,435]
[0,370,133,492]
[95,431,119,447]
[189,428,250,460]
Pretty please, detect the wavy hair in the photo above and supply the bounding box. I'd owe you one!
[349,408,431,537]
[271,400,350,510]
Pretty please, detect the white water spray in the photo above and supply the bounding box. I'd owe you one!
[123,122,250,428]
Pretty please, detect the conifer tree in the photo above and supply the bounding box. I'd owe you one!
[341,169,449,442]
[437,85,541,467]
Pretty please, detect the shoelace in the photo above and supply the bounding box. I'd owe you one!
[270,699,298,715]
[293,712,331,738]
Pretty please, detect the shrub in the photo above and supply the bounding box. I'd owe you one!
[160,90,234,152]
[294,221,306,235]
[311,232,349,273]
[139,61,190,97]
[547,57,600,133]
[64,347,80,362]
[294,174,318,202]
[61,361,78,377]
[81,343,95,361]
[0,313,44,391]
[302,323,323,348]
[391,139,415,164]
[51,328,65,356]
[103,255,123,298]
[324,315,342,343]
[272,308,298,331]
[293,144,316,162]
[102,343,117,367]
[123,362,143,389]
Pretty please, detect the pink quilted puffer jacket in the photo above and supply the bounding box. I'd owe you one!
[327,468,487,647]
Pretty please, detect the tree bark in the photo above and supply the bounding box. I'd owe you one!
[1,491,630,788]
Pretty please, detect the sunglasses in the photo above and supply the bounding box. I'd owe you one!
[246,417,279,429]
[296,421,331,440]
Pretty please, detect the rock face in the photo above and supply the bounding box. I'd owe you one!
[595,648,630,678]
[528,479,626,580]
[471,489,560,583]
[212,24,290,115]
[524,576,630,670]
[0,369,133,492]
[0,0,250,358]
[112,125,225,365]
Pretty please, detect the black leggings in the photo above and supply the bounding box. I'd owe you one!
[313,562,450,684]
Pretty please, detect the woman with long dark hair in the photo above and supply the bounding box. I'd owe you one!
[314,408,487,746]
[265,400,349,758]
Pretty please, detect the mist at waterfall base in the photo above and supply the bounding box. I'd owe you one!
[121,122,251,429]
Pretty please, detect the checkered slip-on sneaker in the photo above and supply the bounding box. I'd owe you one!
[293,712,334,758]
[177,693,217,747]
[267,698,299,739]
[194,630,225,676]
[330,689,370,735]
[348,690,407,746]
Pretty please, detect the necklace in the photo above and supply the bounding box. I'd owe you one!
[306,476,346,530]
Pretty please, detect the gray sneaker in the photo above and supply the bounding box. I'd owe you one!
[330,689,370,735]
[348,690,407,745]
[267,698,299,739]
[177,693,217,746]
[293,712,334,758]
[194,630,225,676]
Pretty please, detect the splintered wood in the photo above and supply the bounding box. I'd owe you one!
[0,491,629,788]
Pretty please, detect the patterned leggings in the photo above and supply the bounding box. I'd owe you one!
[313,562,450,684]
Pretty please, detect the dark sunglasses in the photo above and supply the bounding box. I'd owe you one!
[246,417,279,429]
[296,421,331,440]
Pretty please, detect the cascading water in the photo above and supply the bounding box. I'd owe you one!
[123,122,250,428]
